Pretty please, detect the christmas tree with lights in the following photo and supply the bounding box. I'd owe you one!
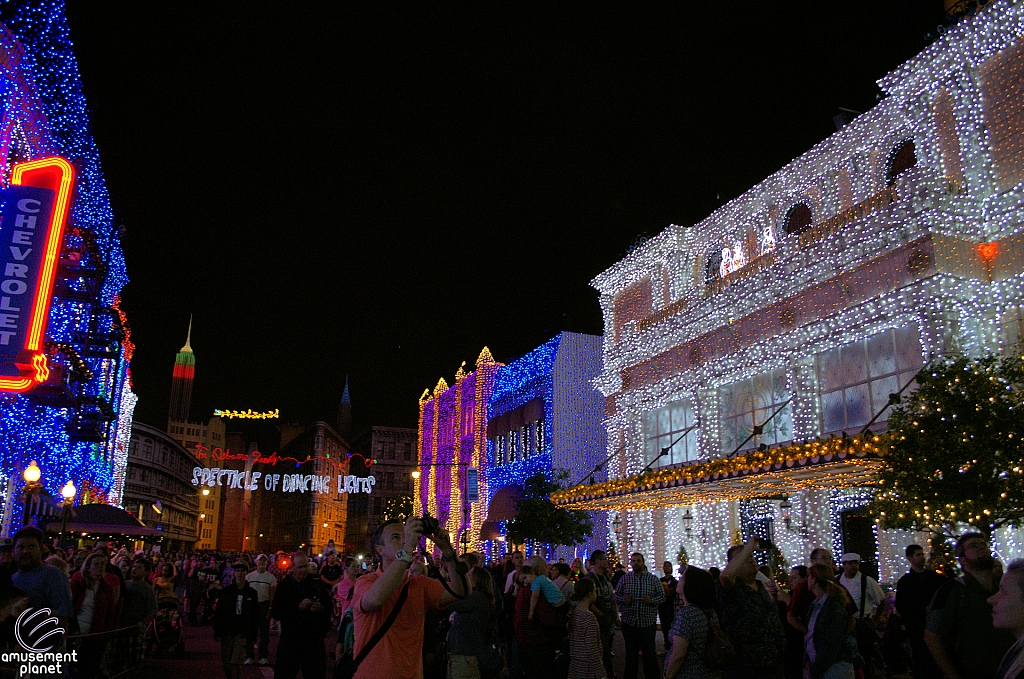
[506,471,593,548]
[676,543,689,569]
[870,354,1024,539]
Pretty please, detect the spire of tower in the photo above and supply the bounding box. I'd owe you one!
[181,314,193,352]
[169,316,196,424]
[337,374,352,440]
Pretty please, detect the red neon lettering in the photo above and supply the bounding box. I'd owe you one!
[0,157,74,393]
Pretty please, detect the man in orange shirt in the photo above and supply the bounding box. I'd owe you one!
[351,515,468,679]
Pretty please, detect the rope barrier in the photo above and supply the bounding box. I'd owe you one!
[66,623,143,639]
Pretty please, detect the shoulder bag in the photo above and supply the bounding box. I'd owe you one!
[334,581,410,679]
[703,608,736,669]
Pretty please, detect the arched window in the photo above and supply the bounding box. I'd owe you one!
[886,139,916,186]
[704,248,723,283]
[784,203,813,235]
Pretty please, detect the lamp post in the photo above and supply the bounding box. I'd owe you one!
[59,480,76,547]
[21,461,43,527]
[612,513,622,551]
[779,498,793,530]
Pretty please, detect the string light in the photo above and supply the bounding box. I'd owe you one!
[0,1,132,524]
[485,333,608,559]
[415,348,501,553]
[584,1,1024,581]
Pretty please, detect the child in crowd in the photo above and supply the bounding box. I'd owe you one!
[527,555,565,620]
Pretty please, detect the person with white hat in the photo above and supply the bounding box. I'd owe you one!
[838,552,885,678]
[837,553,883,621]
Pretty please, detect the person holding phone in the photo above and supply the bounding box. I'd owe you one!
[718,536,786,679]
[271,551,333,679]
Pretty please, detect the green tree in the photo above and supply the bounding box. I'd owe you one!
[676,543,689,569]
[869,354,1024,539]
[769,543,789,589]
[381,493,413,522]
[506,471,593,548]
[607,542,621,568]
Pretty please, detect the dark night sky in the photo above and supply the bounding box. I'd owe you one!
[60,3,944,439]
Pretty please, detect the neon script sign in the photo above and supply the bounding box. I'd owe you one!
[0,157,75,392]
[213,408,280,419]
[191,466,376,494]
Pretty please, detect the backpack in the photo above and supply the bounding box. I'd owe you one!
[703,609,736,669]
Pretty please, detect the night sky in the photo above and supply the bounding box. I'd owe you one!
[61,3,945,439]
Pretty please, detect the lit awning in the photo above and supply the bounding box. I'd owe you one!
[551,436,887,511]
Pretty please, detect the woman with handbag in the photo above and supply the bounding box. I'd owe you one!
[664,566,724,679]
[804,563,857,679]
[445,566,499,679]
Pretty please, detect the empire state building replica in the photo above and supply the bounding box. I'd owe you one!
[165,317,226,549]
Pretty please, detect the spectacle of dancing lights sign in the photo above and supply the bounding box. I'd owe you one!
[0,158,75,393]
[191,466,376,495]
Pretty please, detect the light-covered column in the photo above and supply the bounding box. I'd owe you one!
[789,356,818,441]
[696,386,720,459]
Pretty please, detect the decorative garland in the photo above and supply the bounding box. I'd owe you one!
[551,434,889,506]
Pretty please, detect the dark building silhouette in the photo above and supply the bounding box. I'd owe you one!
[337,377,352,441]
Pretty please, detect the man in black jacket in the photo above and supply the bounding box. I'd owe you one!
[271,551,332,679]
[895,544,944,679]
[214,561,260,679]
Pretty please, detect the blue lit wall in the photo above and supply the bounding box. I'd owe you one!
[487,332,608,559]
[0,0,132,533]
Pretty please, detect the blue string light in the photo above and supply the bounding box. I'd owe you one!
[0,0,131,529]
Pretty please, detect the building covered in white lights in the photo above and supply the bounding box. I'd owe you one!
[555,1,1024,583]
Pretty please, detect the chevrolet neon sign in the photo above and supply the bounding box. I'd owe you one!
[0,157,75,392]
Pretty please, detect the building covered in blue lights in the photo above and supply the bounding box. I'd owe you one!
[484,332,608,559]
[0,0,134,535]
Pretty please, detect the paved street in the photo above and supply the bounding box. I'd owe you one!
[141,619,669,679]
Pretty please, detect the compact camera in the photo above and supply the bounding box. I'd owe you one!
[420,512,441,538]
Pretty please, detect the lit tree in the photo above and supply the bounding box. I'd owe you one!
[506,471,593,548]
[676,543,689,569]
[607,542,621,568]
[870,354,1024,539]
[381,493,413,522]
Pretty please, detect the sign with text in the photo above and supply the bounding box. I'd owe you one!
[0,157,75,392]
[191,466,376,496]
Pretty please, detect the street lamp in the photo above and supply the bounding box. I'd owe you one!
[23,461,41,485]
[682,508,693,536]
[21,461,44,527]
[59,481,76,547]
[779,498,793,530]
[411,470,421,480]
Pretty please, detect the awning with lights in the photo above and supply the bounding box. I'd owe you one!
[551,436,887,511]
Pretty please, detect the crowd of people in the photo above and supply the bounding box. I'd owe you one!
[1,521,1023,679]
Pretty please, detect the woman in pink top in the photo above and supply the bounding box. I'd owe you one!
[334,556,362,619]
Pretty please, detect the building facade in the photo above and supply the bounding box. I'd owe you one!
[414,348,502,553]
[124,422,201,550]
[484,332,609,559]
[165,321,228,550]
[0,1,135,535]
[249,421,351,554]
[557,1,1024,582]
[345,425,417,552]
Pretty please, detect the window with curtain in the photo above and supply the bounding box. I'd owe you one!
[719,368,792,455]
[643,399,698,468]
[816,324,923,435]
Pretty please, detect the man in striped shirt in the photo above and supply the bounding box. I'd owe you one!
[614,552,665,679]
